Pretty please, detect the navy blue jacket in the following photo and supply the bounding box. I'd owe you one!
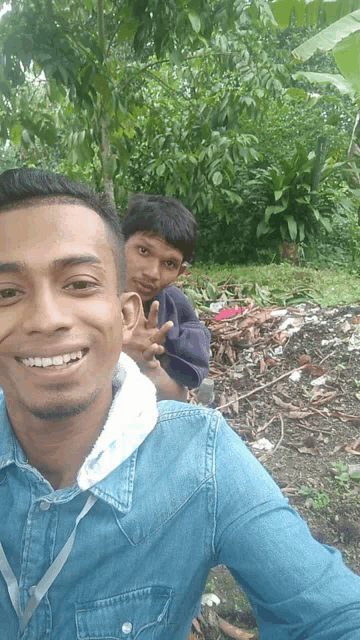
[150,286,210,389]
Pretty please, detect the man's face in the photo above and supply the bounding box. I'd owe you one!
[124,232,186,302]
[0,201,138,421]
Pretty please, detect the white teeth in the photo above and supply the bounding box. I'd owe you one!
[20,350,85,368]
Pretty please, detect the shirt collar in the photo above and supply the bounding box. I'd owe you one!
[0,393,17,469]
[0,353,159,513]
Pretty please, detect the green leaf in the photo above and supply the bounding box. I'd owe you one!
[298,222,305,242]
[156,163,166,176]
[319,215,332,232]
[10,123,22,145]
[188,11,201,33]
[292,9,360,62]
[212,171,223,186]
[206,282,217,299]
[334,31,360,94]
[256,220,270,238]
[292,71,355,95]
[265,204,287,222]
[274,189,285,201]
[285,214,297,241]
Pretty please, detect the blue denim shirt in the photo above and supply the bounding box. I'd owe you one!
[1,396,360,639]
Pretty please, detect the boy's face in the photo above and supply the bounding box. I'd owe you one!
[125,232,186,301]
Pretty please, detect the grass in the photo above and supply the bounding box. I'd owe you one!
[181,263,360,309]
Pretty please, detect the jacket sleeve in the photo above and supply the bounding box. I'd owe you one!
[158,287,211,389]
[213,414,360,639]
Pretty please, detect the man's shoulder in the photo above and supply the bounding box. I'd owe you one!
[152,400,219,447]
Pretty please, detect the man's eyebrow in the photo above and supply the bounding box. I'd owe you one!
[52,254,103,270]
[0,255,103,274]
[0,261,26,274]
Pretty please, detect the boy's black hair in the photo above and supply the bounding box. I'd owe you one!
[122,194,197,263]
[0,167,126,290]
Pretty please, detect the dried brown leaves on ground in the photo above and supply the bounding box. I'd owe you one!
[189,301,360,640]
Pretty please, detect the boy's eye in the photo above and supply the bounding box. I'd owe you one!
[165,261,176,268]
[139,247,148,255]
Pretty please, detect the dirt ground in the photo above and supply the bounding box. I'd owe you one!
[190,302,360,639]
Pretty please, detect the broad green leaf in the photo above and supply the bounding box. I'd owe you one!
[10,123,22,145]
[271,0,360,27]
[188,11,201,33]
[206,282,217,299]
[285,214,297,241]
[212,171,223,186]
[334,32,360,94]
[292,10,360,62]
[298,222,305,242]
[156,163,166,176]
[292,71,355,95]
[319,215,332,232]
[265,204,287,222]
[274,189,285,201]
[256,220,270,238]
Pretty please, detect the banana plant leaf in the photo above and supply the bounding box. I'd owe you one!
[291,9,360,60]
[292,70,356,95]
[270,0,360,27]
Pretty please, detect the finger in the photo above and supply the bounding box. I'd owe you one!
[151,321,173,344]
[143,343,164,362]
[146,301,159,330]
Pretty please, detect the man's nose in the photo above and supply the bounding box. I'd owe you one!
[22,288,73,335]
[143,259,161,282]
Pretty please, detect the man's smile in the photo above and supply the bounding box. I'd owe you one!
[17,349,88,368]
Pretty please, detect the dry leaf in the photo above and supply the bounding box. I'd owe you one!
[288,410,313,419]
[273,395,299,411]
[345,436,360,455]
[217,615,255,639]
[191,618,204,637]
[299,354,311,365]
[264,357,278,368]
[352,315,360,324]
[304,365,327,377]
[296,446,318,456]
[311,390,337,405]
[341,320,352,333]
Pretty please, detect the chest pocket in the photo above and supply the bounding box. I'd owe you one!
[75,586,173,640]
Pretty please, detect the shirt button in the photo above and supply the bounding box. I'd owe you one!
[122,621,132,634]
[28,585,36,596]
[39,501,50,510]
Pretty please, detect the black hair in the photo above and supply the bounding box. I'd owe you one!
[0,167,126,290]
[122,194,197,263]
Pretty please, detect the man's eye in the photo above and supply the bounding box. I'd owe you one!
[67,281,97,291]
[0,288,20,299]
[165,261,176,268]
[139,247,148,255]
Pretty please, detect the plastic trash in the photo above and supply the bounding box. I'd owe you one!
[196,378,215,406]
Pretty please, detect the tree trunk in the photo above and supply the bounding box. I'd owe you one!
[97,0,115,207]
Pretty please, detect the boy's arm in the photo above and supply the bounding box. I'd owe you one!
[123,302,188,402]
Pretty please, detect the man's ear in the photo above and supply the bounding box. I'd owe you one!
[120,292,142,344]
